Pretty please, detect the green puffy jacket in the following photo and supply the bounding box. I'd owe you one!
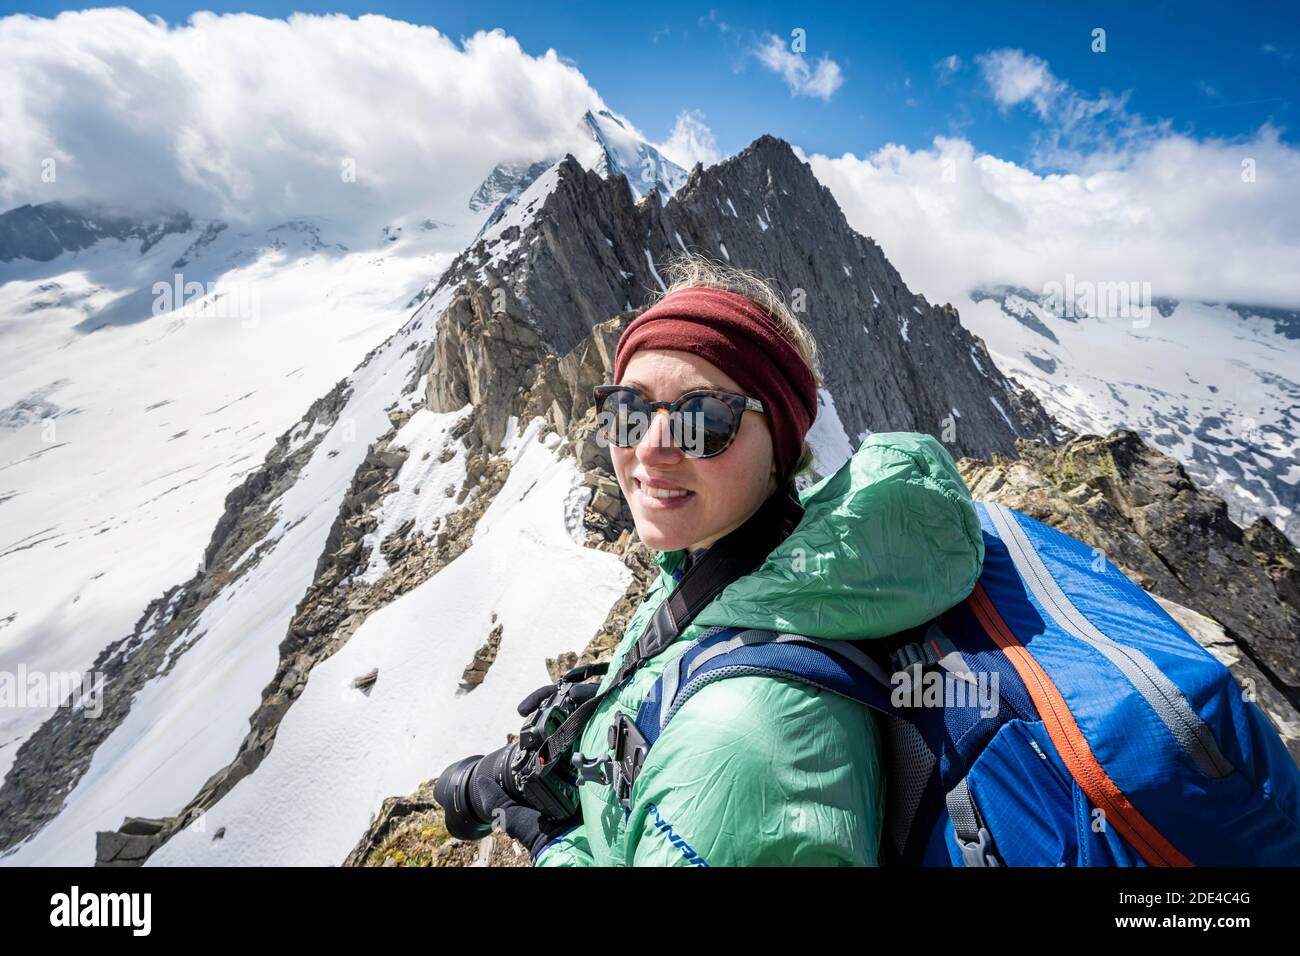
[535,432,984,867]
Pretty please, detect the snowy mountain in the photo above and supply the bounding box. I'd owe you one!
[1,117,1296,868]
[468,159,557,214]
[467,159,558,243]
[0,130,1056,866]
[575,108,690,204]
[469,108,689,243]
[964,287,1300,543]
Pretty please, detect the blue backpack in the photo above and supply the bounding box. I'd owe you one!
[624,502,1300,866]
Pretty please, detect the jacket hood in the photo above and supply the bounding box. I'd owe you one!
[655,432,984,640]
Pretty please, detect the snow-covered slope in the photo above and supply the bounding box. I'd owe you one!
[145,416,627,866]
[964,288,1300,542]
[0,273,448,864]
[0,212,475,782]
[470,159,560,242]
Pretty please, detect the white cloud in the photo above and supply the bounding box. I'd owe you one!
[934,54,962,84]
[803,126,1300,309]
[0,11,612,234]
[753,33,843,101]
[975,47,1155,168]
[698,9,730,34]
[653,109,722,170]
[977,48,1062,115]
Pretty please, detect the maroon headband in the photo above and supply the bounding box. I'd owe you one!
[613,286,818,483]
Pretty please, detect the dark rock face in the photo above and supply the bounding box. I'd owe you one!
[425,284,551,451]
[444,137,1056,461]
[960,430,1300,759]
[96,817,169,867]
[659,142,1056,458]
[0,201,192,262]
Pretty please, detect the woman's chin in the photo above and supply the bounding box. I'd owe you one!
[633,519,694,553]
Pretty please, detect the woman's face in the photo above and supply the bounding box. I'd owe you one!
[611,348,777,554]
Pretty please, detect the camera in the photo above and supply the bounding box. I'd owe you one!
[434,662,605,840]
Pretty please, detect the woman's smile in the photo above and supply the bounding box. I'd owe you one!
[632,475,696,509]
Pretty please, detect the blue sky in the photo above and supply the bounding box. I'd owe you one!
[8,0,1298,167]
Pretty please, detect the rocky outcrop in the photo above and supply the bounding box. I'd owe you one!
[460,617,504,693]
[425,283,552,452]
[342,777,532,867]
[959,430,1300,759]
[443,137,1056,462]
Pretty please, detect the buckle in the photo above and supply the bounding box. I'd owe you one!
[957,826,1000,867]
[570,750,613,787]
[890,625,959,675]
[890,642,936,672]
[607,712,650,811]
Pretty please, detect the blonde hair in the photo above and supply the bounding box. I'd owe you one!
[650,253,821,483]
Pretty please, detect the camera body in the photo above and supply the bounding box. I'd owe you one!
[434,666,601,840]
[510,679,585,818]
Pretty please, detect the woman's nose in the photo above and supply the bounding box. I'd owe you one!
[635,408,684,466]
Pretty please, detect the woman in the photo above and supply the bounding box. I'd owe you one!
[493,256,984,866]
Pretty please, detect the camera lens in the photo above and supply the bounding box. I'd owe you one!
[434,745,521,840]
[434,754,492,840]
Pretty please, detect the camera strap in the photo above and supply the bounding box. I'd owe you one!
[537,483,804,772]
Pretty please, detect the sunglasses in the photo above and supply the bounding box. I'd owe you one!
[592,384,765,459]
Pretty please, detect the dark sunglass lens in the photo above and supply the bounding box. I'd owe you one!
[600,390,649,447]
[677,396,738,457]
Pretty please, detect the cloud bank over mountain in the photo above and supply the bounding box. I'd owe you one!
[0,11,615,231]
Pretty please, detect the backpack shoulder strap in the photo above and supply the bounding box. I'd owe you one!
[638,627,896,746]
[596,627,899,812]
